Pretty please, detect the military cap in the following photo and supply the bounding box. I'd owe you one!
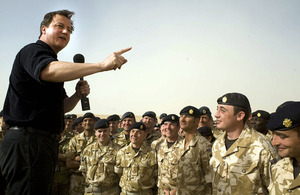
[197,126,213,137]
[199,106,212,116]
[268,101,300,131]
[107,114,120,122]
[64,114,71,119]
[70,114,77,119]
[82,112,95,120]
[154,123,161,128]
[217,92,251,110]
[130,122,146,131]
[121,112,135,121]
[180,106,201,118]
[252,110,270,120]
[162,114,179,124]
[72,116,83,129]
[94,119,109,129]
[142,111,156,119]
[159,113,167,119]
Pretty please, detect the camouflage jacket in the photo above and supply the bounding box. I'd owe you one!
[146,130,161,146]
[66,132,97,160]
[79,141,121,187]
[177,132,212,195]
[210,126,280,195]
[113,131,130,148]
[268,158,300,194]
[115,142,157,191]
[151,137,165,151]
[157,136,184,191]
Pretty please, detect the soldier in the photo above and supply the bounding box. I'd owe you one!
[198,126,216,143]
[151,123,166,151]
[64,114,77,136]
[199,106,223,139]
[156,114,184,195]
[115,122,157,195]
[142,111,160,146]
[107,114,120,136]
[159,113,167,124]
[79,119,121,195]
[210,92,280,195]
[72,116,84,135]
[113,112,136,147]
[177,106,212,194]
[251,110,273,141]
[267,101,300,194]
[66,112,97,195]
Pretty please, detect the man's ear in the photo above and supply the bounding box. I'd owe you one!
[236,111,246,122]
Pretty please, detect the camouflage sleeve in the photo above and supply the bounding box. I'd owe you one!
[201,142,213,184]
[65,137,77,159]
[260,147,279,190]
[114,149,123,175]
[78,147,87,173]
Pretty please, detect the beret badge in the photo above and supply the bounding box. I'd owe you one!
[171,116,175,120]
[283,118,292,128]
[222,96,227,103]
[189,109,194,114]
[257,113,261,117]
[203,110,206,114]
[140,125,143,130]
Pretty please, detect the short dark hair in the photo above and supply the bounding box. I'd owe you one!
[39,10,75,38]
[234,106,250,124]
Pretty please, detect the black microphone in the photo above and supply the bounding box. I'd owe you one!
[73,54,90,111]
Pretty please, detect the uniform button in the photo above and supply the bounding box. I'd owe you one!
[223,157,226,160]
[222,162,226,166]
[242,170,246,173]
[218,189,221,192]
[288,190,292,193]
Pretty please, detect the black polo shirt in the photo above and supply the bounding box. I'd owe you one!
[3,40,67,134]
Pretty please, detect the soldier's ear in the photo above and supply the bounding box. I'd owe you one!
[236,111,245,122]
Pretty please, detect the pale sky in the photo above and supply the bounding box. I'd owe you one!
[1,0,299,118]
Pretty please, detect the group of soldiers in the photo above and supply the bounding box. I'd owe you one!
[1,92,300,195]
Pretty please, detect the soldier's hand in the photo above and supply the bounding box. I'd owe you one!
[75,80,90,99]
[74,155,81,162]
[100,47,132,71]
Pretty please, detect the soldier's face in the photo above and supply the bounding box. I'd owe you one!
[180,115,199,132]
[250,117,267,133]
[272,128,300,159]
[130,129,147,147]
[215,105,239,131]
[82,118,95,131]
[95,128,110,145]
[109,121,119,133]
[164,121,179,140]
[122,118,135,131]
[142,116,155,129]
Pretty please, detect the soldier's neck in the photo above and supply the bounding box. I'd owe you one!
[84,130,94,137]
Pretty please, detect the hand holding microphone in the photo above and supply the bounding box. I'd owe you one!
[73,54,91,111]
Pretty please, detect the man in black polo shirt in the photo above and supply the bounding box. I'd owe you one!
[0,10,131,195]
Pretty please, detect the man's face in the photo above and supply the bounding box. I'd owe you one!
[199,114,210,128]
[109,120,119,134]
[164,121,179,140]
[130,129,147,147]
[215,104,239,131]
[122,118,135,131]
[250,117,267,133]
[82,117,95,131]
[64,118,73,130]
[180,115,199,133]
[95,128,110,145]
[40,14,72,53]
[272,128,300,158]
[74,123,83,133]
[142,116,155,129]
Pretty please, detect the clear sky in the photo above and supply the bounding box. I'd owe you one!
[1,0,299,118]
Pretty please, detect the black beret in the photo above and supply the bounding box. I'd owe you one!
[217,92,251,111]
[268,101,300,131]
[162,114,179,124]
[64,114,71,119]
[154,123,161,128]
[199,106,212,116]
[70,114,77,119]
[121,112,135,121]
[142,111,156,119]
[180,106,201,118]
[159,113,167,119]
[94,119,109,129]
[130,122,146,131]
[197,126,213,137]
[252,110,270,120]
[107,114,120,122]
[82,112,95,120]
[72,116,83,129]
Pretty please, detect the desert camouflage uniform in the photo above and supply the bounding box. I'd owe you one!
[79,141,121,195]
[268,158,300,194]
[212,128,224,140]
[52,131,74,195]
[113,131,130,148]
[177,132,212,195]
[115,142,157,194]
[265,130,273,142]
[146,130,160,146]
[151,137,164,151]
[66,132,97,195]
[210,126,280,195]
[156,136,184,194]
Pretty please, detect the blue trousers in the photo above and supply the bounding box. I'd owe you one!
[0,129,59,195]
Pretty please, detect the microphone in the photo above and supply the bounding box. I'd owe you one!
[73,54,90,111]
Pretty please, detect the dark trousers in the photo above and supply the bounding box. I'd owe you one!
[0,129,59,195]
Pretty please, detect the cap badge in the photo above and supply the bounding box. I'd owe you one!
[222,96,227,103]
[283,118,292,128]
[140,125,143,129]
[203,110,206,114]
[257,113,261,117]
[171,116,175,120]
[189,109,194,114]
[130,114,133,117]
